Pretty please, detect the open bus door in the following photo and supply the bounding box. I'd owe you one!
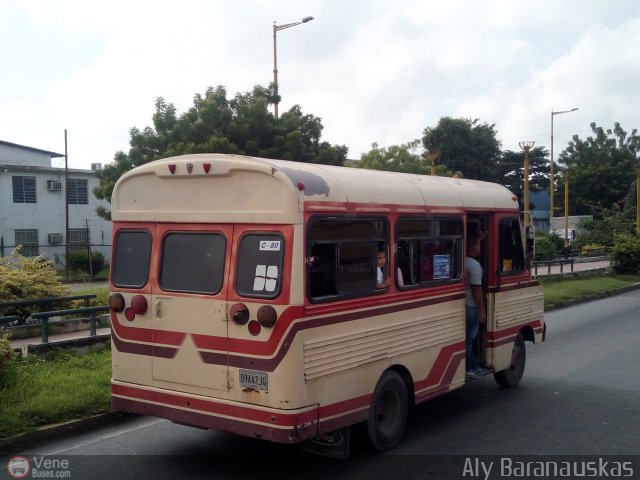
[482,214,544,385]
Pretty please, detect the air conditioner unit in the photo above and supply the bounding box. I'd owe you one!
[47,180,62,192]
[48,233,63,244]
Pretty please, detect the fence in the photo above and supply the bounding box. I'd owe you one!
[0,294,109,343]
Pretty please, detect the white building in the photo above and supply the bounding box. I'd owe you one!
[0,139,112,269]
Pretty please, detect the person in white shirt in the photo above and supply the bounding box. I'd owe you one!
[465,236,488,378]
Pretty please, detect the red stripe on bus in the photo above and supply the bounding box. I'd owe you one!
[198,294,466,371]
[111,397,315,444]
[111,332,179,358]
[110,311,187,346]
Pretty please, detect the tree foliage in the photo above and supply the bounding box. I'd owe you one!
[421,117,502,181]
[558,122,640,215]
[93,85,348,219]
[354,140,452,175]
[496,146,550,209]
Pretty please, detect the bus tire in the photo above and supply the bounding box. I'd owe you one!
[494,332,526,388]
[366,369,408,452]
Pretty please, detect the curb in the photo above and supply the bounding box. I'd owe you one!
[0,412,136,456]
[544,281,640,311]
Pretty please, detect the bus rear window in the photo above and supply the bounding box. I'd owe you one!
[112,230,152,288]
[160,233,226,294]
[236,234,284,299]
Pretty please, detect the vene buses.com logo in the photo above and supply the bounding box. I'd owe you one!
[6,456,30,479]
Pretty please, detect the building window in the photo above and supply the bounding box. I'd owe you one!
[68,228,89,252]
[15,229,39,257]
[67,178,88,204]
[12,176,37,203]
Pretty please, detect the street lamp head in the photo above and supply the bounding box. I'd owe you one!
[302,16,314,23]
[570,108,578,112]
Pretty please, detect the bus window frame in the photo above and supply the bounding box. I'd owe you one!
[158,230,228,295]
[112,229,153,290]
[395,215,464,290]
[235,231,286,300]
[498,217,526,276]
[306,215,389,303]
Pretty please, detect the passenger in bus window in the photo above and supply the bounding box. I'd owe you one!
[465,236,488,378]
[376,247,390,289]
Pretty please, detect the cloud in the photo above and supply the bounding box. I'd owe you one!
[1,0,639,169]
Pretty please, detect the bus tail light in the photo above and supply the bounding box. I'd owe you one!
[230,303,249,325]
[257,305,278,328]
[248,320,261,336]
[131,295,148,315]
[109,293,125,313]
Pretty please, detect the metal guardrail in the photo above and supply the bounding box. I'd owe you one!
[0,294,108,343]
[31,305,109,343]
[533,258,575,275]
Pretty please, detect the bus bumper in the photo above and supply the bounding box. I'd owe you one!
[111,381,319,443]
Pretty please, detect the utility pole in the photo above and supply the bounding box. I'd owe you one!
[85,219,93,278]
[64,129,70,277]
[519,141,535,229]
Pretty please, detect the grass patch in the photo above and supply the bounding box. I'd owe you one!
[539,273,640,307]
[75,287,109,306]
[0,349,112,439]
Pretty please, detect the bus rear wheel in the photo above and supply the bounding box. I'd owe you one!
[366,370,408,452]
[494,332,526,388]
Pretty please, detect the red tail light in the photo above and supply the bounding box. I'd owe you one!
[248,320,261,336]
[257,305,277,328]
[109,293,125,313]
[230,303,249,325]
[131,295,148,314]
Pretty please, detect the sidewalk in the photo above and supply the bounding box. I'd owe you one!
[9,327,111,353]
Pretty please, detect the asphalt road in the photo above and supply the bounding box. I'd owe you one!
[2,292,639,479]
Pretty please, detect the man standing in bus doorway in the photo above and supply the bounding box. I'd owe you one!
[465,236,487,378]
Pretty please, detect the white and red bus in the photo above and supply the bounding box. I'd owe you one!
[108,154,545,454]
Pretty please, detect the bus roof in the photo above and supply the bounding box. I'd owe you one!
[111,154,519,223]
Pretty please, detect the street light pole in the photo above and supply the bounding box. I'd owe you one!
[564,171,570,248]
[272,16,314,119]
[550,107,578,224]
[519,141,535,230]
[636,165,640,235]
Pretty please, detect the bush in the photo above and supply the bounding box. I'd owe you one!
[0,332,16,377]
[0,248,71,320]
[610,234,640,274]
[535,233,563,261]
[67,251,105,274]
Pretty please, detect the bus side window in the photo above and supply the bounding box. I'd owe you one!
[500,218,525,273]
[309,244,338,298]
[307,217,388,301]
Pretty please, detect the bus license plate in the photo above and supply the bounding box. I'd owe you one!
[239,369,268,390]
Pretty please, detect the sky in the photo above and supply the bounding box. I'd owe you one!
[1,0,639,170]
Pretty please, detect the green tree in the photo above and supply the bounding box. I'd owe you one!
[421,117,502,181]
[557,122,640,215]
[93,85,347,219]
[496,146,550,207]
[353,140,457,175]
